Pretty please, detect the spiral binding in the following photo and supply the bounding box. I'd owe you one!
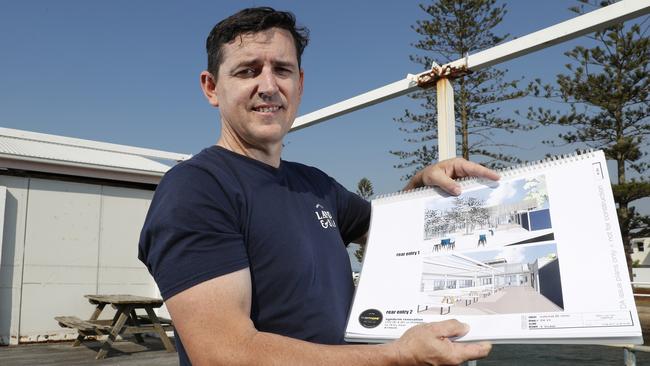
[374,149,597,203]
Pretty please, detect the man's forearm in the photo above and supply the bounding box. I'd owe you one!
[190,328,400,366]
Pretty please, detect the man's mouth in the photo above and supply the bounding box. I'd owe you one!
[253,105,282,113]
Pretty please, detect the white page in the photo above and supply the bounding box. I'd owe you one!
[346,151,642,344]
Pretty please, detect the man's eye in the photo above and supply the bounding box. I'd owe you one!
[276,68,292,76]
[236,68,256,77]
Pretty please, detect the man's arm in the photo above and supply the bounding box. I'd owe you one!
[166,267,491,366]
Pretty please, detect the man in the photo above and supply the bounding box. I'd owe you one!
[139,7,497,365]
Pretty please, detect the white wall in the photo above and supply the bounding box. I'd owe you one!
[0,175,156,344]
[96,186,156,320]
[633,267,650,287]
[631,238,650,266]
[0,176,29,345]
[20,179,102,340]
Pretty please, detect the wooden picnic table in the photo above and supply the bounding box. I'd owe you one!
[55,294,176,359]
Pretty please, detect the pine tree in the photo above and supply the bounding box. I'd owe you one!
[392,0,529,180]
[524,0,650,278]
[354,177,374,262]
[356,177,374,200]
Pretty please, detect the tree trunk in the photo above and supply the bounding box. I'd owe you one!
[616,155,633,281]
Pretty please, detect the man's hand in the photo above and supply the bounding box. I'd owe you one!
[391,320,491,366]
[404,158,500,195]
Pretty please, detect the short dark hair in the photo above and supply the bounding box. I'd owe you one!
[206,7,310,77]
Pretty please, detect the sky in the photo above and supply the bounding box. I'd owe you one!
[0,1,648,214]
[424,175,549,212]
[464,242,557,265]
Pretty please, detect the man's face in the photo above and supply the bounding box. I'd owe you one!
[211,28,304,149]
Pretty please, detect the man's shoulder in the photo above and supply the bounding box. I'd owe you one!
[161,145,233,184]
[144,146,244,228]
[282,159,333,183]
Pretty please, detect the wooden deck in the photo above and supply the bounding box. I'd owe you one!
[3,339,650,366]
[3,335,650,365]
[0,336,179,366]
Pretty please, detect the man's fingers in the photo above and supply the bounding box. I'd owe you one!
[416,158,500,195]
[424,168,461,195]
[451,159,500,181]
[428,319,470,338]
[451,341,492,362]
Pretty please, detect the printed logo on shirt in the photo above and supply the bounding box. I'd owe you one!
[314,204,337,229]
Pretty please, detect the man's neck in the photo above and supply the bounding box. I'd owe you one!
[216,136,282,168]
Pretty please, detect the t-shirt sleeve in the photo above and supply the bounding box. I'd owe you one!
[332,180,371,244]
[138,163,248,300]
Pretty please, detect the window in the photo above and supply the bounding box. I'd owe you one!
[638,241,645,252]
[434,280,445,290]
[479,277,492,285]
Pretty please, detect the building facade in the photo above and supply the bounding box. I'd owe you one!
[0,128,189,344]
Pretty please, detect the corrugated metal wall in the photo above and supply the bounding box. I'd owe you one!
[0,175,156,344]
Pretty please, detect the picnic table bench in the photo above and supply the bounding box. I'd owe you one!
[55,294,176,359]
[417,294,454,314]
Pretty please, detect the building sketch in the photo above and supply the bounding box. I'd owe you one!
[418,243,563,316]
[423,175,553,252]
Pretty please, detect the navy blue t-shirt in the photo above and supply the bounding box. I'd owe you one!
[138,145,370,365]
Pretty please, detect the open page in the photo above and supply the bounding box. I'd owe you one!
[346,150,642,344]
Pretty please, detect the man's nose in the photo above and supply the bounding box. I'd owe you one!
[257,68,279,98]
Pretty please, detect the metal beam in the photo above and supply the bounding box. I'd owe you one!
[436,78,456,160]
[291,77,417,132]
[290,0,650,132]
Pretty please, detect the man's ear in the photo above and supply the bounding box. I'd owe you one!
[298,69,304,97]
[200,71,219,107]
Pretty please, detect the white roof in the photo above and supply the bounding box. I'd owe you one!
[0,127,192,184]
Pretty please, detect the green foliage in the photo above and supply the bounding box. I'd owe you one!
[354,245,364,263]
[356,177,374,200]
[524,0,650,277]
[392,0,530,180]
[354,177,375,262]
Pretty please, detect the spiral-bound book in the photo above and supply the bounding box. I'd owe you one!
[345,150,642,344]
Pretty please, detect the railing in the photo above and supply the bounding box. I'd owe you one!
[465,282,650,365]
[626,282,650,365]
[465,345,650,366]
[632,281,650,296]
[621,345,650,366]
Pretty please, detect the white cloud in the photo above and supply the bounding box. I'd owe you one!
[485,181,517,206]
[493,247,526,264]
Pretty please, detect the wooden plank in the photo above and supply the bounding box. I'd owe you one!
[88,319,113,326]
[54,316,111,333]
[130,309,146,344]
[0,338,181,366]
[145,307,177,352]
[96,309,131,359]
[136,314,173,325]
[122,325,175,335]
[85,294,163,306]
[436,77,456,160]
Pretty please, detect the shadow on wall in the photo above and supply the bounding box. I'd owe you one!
[0,191,19,345]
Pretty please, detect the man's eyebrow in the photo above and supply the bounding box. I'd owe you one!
[273,60,298,69]
[231,59,261,69]
[227,58,298,74]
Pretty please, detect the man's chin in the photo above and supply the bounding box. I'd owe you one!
[254,123,291,138]
[246,129,287,146]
